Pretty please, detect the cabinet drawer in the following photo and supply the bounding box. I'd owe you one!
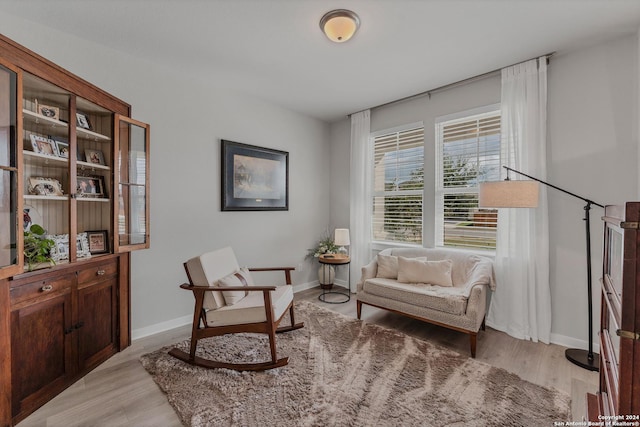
[10,275,73,306]
[77,260,118,286]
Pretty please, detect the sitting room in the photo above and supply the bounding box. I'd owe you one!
[0,1,639,426]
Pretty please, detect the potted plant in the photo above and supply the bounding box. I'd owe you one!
[24,224,55,271]
[307,234,339,289]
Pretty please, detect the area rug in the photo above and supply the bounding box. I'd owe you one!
[140,300,570,426]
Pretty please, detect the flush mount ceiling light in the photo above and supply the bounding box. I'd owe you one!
[320,9,360,43]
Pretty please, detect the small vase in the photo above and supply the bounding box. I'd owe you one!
[318,264,335,290]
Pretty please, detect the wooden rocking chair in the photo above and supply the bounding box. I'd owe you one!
[168,247,304,371]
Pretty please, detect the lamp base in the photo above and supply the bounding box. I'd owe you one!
[565,348,599,372]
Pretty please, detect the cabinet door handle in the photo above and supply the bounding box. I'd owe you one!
[96,270,106,276]
[40,285,53,292]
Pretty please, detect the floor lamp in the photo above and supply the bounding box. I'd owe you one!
[479,165,603,372]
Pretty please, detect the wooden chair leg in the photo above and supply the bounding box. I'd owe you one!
[470,333,477,358]
[357,300,362,319]
[268,326,278,363]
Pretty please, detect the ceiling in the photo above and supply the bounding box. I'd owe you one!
[1,0,639,123]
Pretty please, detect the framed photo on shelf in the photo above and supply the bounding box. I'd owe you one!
[84,149,105,165]
[76,112,92,130]
[85,230,109,255]
[36,103,59,120]
[30,134,59,156]
[55,140,69,158]
[76,175,106,198]
[28,177,64,196]
[48,233,92,261]
[221,139,289,211]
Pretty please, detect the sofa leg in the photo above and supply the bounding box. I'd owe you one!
[470,333,477,358]
[357,300,362,320]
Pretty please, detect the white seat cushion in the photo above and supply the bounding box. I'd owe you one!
[205,285,293,327]
[362,278,468,315]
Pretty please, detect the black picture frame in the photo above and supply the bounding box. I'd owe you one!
[221,139,288,211]
[85,230,109,255]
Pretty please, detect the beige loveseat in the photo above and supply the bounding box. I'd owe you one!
[357,247,495,357]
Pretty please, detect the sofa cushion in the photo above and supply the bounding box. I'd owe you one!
[397,257,453,287]
[218,267,254,305]
[362,278,468,315]
[376,254,427,279]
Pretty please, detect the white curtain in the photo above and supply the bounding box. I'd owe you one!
[487,57,551,343]
[349,110,371,291]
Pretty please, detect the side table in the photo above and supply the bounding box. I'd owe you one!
[318,254,351,304]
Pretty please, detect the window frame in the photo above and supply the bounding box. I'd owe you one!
[370,122,424,246]
[434,104,501,253]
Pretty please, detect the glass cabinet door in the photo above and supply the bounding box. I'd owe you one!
[114,115,149,252]
[0,61,22,278]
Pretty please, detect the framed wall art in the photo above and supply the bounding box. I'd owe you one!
[221,139,288,211]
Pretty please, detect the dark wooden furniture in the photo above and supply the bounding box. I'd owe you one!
[169,247,304,371]
[0,34,150,426]
[587,202,640,418]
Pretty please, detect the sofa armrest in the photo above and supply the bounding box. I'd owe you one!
[465,284,488,330]
[357,260,378,292]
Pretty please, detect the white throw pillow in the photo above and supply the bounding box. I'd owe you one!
[376,254,399,279]
[377,254,427,279]
[397,257,453,287]
[218,267,254,305]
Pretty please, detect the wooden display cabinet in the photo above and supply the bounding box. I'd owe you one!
[0,34,150,426]
[587,202,640,419]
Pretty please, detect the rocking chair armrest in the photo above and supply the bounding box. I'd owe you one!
[179,283,277,292]
[248,267,295,285]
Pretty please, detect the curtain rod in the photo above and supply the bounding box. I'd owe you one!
[348,52,554,117]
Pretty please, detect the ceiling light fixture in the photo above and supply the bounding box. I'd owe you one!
[320,9,360,43]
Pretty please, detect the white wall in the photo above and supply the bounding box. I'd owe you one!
[547,35,638,347]
[330,33,639,350]
[0,13,331,337]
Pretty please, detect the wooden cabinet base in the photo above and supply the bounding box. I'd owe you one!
[8,255,128,426]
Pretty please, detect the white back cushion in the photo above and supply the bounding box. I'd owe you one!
[185,247,240,309]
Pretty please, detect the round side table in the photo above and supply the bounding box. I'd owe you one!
[318,254,351,304]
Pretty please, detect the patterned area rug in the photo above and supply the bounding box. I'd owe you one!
[140,300,570,426]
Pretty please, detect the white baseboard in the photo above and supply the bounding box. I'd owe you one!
[132,314,192,340]
[549,332,600,354]
[132,281,320,341]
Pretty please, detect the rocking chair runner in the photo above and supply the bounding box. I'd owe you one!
[168,247,304,371]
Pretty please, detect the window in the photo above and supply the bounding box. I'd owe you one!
[435,109,501,250]
[371,125,424,244]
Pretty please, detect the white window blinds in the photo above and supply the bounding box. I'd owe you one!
[435,110,501,250]
[372,126,424,244]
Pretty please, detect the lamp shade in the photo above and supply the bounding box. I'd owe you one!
[320,9,360,43]
[478,181,539,208]
[334,228,350,246]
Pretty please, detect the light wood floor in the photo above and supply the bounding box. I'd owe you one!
[17,287,598,426]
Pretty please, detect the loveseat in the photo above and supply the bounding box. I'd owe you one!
[357,247,495,357]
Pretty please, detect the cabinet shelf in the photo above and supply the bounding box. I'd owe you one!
[23,150,68,167]
[24,195,68,201]
[77,197,110,203]
[76,127,111,142]
[77,160,109,171]
[23,110,112,142]
[23,109,68,130]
